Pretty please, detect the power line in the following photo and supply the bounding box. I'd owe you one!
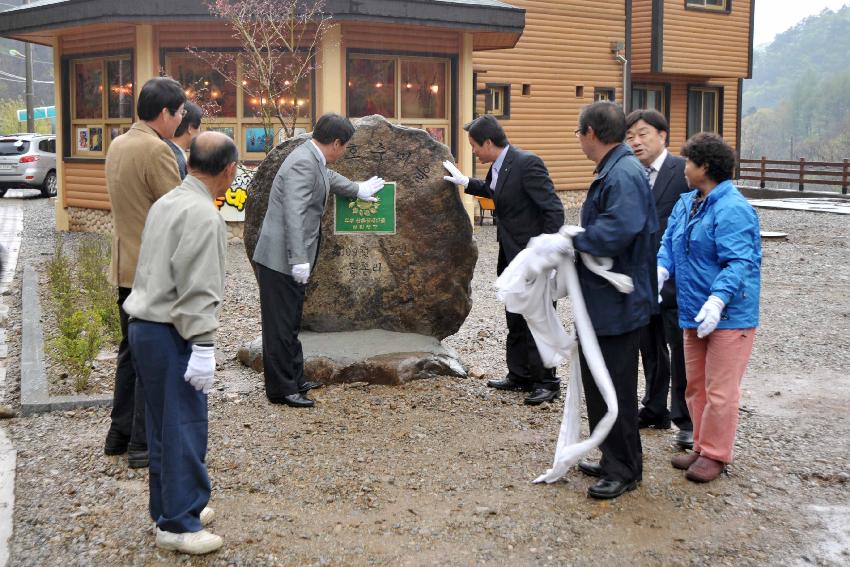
[0,70,53,83]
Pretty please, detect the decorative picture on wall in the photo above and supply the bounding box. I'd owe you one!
[278,126,307,144]
[76,128,89,152]
[207,126,234,140]
[245,126,275,153]
[109,127,122,141]
[88,127,103,152]
[426,127,446,144]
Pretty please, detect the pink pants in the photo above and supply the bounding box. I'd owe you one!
[683,328,756,464]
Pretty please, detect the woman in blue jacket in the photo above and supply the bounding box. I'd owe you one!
[657,132,761,483]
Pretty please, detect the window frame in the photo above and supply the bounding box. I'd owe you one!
[346,49,456,152]
[162,47,317,162]
[62,50,135,160]
[684,0,731,14]
[485,83,511,119]
[594,87,616,103]
[686,85,724,138]
[630,82,671,121]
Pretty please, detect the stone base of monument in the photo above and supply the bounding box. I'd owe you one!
[237,329,466,386]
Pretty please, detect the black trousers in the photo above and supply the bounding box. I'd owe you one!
[107,286,147,451]
[498,246,558,391]
[579,329,642,483]
[257,263,308,399]
[639,310,692,430]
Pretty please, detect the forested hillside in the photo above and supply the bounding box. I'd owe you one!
[741,6,850,161]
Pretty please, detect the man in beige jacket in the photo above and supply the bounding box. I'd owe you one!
[103,77,186,468]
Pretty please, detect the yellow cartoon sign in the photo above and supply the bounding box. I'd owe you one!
[216,164,254,221]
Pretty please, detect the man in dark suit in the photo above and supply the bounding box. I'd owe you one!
[625,109,693,449]
[443,115,565,405]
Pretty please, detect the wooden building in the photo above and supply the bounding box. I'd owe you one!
[0,0,524,231]
[473,0,754,201]
[0,0,755,228]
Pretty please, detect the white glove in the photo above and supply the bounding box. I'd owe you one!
[357,176,385,202]
[695,295,725,338]
[184,344,215,394]
[526,232,575,279]
[657,266,670,304]
[442,160,469,187]
[291,262,310,284]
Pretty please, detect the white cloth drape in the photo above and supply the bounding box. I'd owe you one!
[494,227,634,484]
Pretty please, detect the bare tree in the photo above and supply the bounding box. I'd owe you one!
[189,0,331,152]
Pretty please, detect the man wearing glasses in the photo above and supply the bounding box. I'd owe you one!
[104,77,186,469]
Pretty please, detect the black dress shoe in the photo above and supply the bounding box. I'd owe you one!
[675,429,694,450]
[104,429,129,456]
[271,393,315,408]
[587,478,639,500]
[299,381,323,393]
[578,460,602,477]
[128,449,149,469]
[638,414,671,429]
[486,376,533,392]
[523,388,559,405]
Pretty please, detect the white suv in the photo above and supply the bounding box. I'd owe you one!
[0,133,57,198]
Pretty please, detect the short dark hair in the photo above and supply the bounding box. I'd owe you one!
[188,132,238,176]
[578,101,626,144]
[625,109,669,136]
[312,113,356,145]
[463,115,508,147]
[173,101,202,138]
[137,77,186,121]
[680,132,736,183]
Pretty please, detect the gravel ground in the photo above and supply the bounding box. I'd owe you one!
[2,194,849,566]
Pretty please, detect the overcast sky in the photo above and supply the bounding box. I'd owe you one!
[754,0,849,46]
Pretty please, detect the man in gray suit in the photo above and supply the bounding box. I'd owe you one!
[253,113,384,407]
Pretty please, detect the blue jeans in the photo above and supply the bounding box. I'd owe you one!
[128,320,210,533]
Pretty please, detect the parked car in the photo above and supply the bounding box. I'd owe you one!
[0,133,57,198]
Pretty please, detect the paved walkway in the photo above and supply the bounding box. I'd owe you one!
[0,200,24,567]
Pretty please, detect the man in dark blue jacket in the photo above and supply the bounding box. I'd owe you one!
[572,101,658,499]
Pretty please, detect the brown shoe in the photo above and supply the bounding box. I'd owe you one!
[671,452,700,470]
[686,456,726,483]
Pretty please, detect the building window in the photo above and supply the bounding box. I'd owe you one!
[69,54,134,157]
[347,53,450,146]
[594,87,615,102]
[687,87,721,137]
[685,0,729,12]
[631,84,667,115]
[165,51,314,160]
[483,84,509,118]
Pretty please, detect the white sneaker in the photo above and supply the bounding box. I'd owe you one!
[155,528,223,555]
[151,507,214,533]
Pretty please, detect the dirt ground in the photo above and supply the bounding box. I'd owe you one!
[3,197,849,566]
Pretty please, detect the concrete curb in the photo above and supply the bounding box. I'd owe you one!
[20,263,112,417]
[0,427,14,567]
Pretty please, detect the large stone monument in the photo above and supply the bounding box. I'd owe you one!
[240,115,477,384]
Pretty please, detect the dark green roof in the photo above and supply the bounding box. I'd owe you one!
[0,0,524,38]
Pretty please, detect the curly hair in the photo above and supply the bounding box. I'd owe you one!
[680,132,736,182]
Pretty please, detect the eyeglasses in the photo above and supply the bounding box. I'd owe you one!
[171,107,187,117]
[574,128,583,138]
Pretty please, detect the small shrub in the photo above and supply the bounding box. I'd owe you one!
[43,233,119,392]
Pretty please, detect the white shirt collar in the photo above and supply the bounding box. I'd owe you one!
[649,148,668,173]
[493,144,510,172]
[309,139,327,167]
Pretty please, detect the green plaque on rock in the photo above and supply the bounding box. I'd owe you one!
[334,181,397,235]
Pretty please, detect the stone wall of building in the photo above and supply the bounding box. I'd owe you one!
[226,222,244,243]
[559,189,587,209]
[67,207,112,235]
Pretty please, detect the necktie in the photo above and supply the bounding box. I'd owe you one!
[490,166,499,191]
[644,166,655,188]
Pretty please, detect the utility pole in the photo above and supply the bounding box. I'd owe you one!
[24,0,34,133]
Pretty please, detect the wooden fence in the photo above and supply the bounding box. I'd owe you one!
[739,157,850,194]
